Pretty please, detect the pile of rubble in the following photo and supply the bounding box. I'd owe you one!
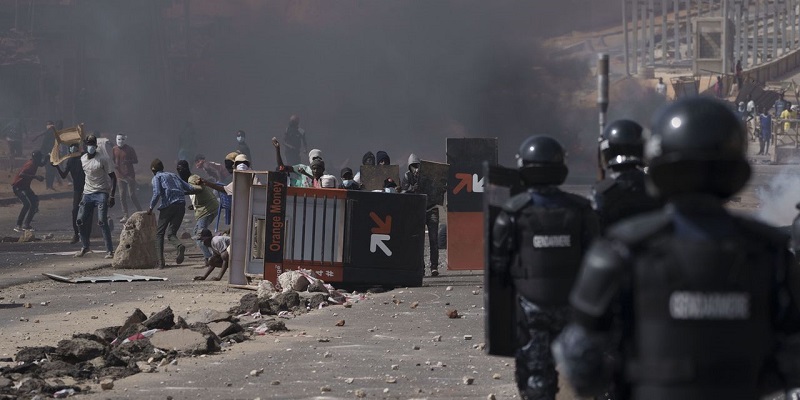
[0,271,363,399]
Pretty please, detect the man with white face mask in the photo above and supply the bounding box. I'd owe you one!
[235,130,252,164]
[75,134,117,259]
[112,133,142,222]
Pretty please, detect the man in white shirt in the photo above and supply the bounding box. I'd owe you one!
[75,134,117,259]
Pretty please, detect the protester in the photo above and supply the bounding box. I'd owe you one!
[376,151,390,165]
[235,130,252,163]
[75,134,117,259]
[339,167,360,190]
[353,151,375,185]
[179,162,220,266]
[283,115,307,166]
[54,143,85,243]
[194,153,229,183]
[759,107,773,156]
[31,120,57,190]
[272,137,323,187]
[112,133,142,223]
[401,153,440,276]
[12,150,45,232]
[147,158,198,269]
[193,229,230,281]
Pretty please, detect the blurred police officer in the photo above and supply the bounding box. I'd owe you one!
[491,135,599,400]
[592,119,660,231]
[554,97,800,400]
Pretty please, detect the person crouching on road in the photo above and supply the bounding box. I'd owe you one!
[12,150,46,232]
[194,229,230,281]
[147,158,199,269]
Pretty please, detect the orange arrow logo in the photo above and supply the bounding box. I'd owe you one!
[369,212,392,234]
[453,173,472,194]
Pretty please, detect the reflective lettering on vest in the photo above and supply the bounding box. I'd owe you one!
[532,235,571,248]
[668,291,751,320]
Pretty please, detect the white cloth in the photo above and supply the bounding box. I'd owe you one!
[81,153,114,194]
[655,82,667,96]
[211,235,230,255]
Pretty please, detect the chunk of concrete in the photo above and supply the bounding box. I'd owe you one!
[257,280,278,299]
[270,291,300,311]
[300,292,328,309]
[54,338,106,363]
[150,329,214,355]
[113,212,158,268]
[278,271,309,292]
[207,321,242,338]
[105,340,155,367]
[142,306,175,330]
[117,308,147,337]
[184,309,230,325]
[15,346,56,363]
[94,326,121,344]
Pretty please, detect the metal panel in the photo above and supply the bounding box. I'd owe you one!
[418,160,449,207]
[446,138,498,212]
[359,165,400,191]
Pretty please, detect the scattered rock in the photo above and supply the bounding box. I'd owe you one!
[412,345,420,350]
[335,320,345,327]
[100,378,114,390]
[307,279,328,293]
[475,343,486,351]
[113,212,159,268]
[462,376,474,385]
[355,389,366,398]
[18,230,36,242]
[270,291,301,312]
[492,373,501,380]
[256,280,278,299]
[385,376,397,383]
[94,326,120,343]
[118,309,148,337]
[278,271,310,292]
[320,385,331,392]
[391,364,399,370]
[105,340,155,367]
[433,335,442,342]
[173,316,190,330]
[344,378,354,384]
[15,346,56,363]
[446,309,460,319]
[249,369,263,377]
[18,293,25,299]
[23,302,31,308]
[445,286,453,291]
[207,321,242,338]
[464,334,473,340]
[142,306,175,330]
[410,301,419,309]
[150,329,214,355]
[270,380,280,385]
[343,302,353,308]
[116,323,147,343]
[301,292,328,309]
[54,338,106,363]
[184,309,230,325]
[488,394,497,400]
[230,293,259,315]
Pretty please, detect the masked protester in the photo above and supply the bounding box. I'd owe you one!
[147,158,199,269]
[235,130,252,164]
[12,150,46,232]
[554,97,800,400]
[54,143,86,243]
[74,135,117,259]
[401,153,442,276]
[339,167,360,190]
[272,137,321,188]
[181,161,219,267]
[490,136,599,400]
[112,133,143,223]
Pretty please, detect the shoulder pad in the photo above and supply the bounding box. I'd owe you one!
[561,191,594,208]
[593,178,616,194]
[733,216,790,247]
[605,210,671,247]
[501,192,531,213]
[570,238,629,318]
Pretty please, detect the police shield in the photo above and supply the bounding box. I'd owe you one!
[359,165,400,191]
[418,160,449,207]
[484,162,523,357]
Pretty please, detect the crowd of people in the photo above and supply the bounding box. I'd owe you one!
[9,114,443,277]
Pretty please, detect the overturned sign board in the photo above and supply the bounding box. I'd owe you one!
[43,273,167,283]
[418,160,449,207]
[359,165,400,191]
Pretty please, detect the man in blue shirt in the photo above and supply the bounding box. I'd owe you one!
[147,158,198,269]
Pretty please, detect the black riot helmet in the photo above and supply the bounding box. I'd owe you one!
[516,135,568,186]
[646,96,750,200]
[601,119,645,168]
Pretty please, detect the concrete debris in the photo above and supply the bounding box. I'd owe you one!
[270,380,280,385]
[433,335,442,342]
[100,378,114,390]
[447,309,460,319]
[301,292,328,310]
[18,293,25,299]
[445,286,453,291]
[54,338,105,363]
[391,364,399,370]
[207,321,242,338]
[488,394,497,400]
[344,378,354,384]
[113,212,159,269]
[270,291,300,312]
[307,278,328,293]
[323,351,332,358]
[410,301,419,309]
[18,230,36,243]
[412,345,421,350]
[249,369,263,377]
[343,302,353,308]
[185,309,230,325]
[492,373,501,380]
[118,308,148,336]
[278,270,310,292]
[385,376,397,383]
[474,343,486,351]
[142,306,175,330]
[317,338,330,342]
[355,389,366,398]
[14,346,55,363]
[149,329,214,355]
[231,293,260,315]
[335,320,345,326]
[320,385,331,392]
[256,280,278,299]
[464,335,473,340]
[462,376,474,385]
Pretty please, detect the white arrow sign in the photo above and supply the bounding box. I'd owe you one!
[370,234,392,256]
[473,174,485,193]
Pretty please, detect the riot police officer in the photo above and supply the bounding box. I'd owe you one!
[491,135,599,400]
[553,97,800,400]
[592,119,660,231]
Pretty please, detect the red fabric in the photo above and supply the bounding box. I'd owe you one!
[11,159,37,189]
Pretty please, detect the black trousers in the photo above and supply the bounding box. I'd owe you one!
[515,296,568,400]
[71,190,82,236]
[426,207,439,268]
[156,202,186,266]
[13,186,38,227]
